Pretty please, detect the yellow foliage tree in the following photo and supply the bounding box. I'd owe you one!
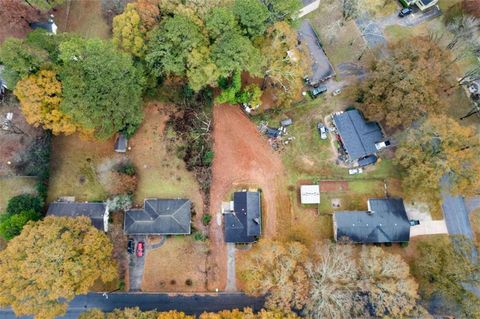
[14,70,87,136]
[0,216,118,319]
[113,3,147,57]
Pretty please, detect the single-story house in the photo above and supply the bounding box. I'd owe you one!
[224,191,261,244]
[114,133,128,153]
[300,185,320,204]
[298,0,321,18]
[47,201,109,232]
[332,109,385,167]
[30,15,57,34]
[124,199,191,235]
[298,20,335,86]
[333,198,411,244]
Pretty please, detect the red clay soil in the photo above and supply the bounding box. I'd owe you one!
[319,180,349,192]
[207,105,290,290]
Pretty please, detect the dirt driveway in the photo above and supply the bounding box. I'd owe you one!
[207,105,290,290]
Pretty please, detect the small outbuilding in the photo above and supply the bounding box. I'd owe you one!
[300,185,320,204]
[47,201,109,232]
[0,65,7,96]
[30,15,58,34]
[114,133,128,153]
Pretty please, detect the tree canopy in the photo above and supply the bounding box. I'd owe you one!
[233,0,270,38]
[357,37,453,129]
[112,3,147,57]
[0,216,117,319]
[59,37,145,139]
[395,115,480,208]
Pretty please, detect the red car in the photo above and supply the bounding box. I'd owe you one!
[136,241,144,257]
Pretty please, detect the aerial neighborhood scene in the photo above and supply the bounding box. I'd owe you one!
[1,0,480,318]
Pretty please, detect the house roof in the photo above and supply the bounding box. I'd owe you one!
[114,133,128,152]
[301,185,320,204]
[298,20,335,85]
[124,199,191,235]
[334,198,410,243]
[333,109,384,161]
[224,192,261,243]
[30,20,57,34]
[302,0,317,5]
[47,202,106,231]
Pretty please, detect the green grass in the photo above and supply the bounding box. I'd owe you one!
[0,176,37,213]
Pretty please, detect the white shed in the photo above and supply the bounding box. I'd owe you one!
[300,185,320,204]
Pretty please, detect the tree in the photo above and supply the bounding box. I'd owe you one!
[239,240,310,311]
[412,236,480,318]
[233,0,270,38]
[260,21,310,106]
[357,246,419,317]
[187,46,220,91]
[135,0,160,29]
[342,0,360,21]
[146,15,207,77]
[0,37,49,87]
[14,70,86,135]
[357,37,453,129]
[59,37,145,139]
[205,7,238,40]
[395,115,480,208]
[0,216,118,319]
[25,0,65,10]
[0,210,41,240]
[112,3,147,57]
[6,194,42,215]
[260,0,303,23]
[463,0,480,17]
[211,31,263,77]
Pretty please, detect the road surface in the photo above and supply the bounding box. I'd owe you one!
[0,293,265,319]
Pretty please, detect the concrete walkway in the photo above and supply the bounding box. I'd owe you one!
[225,243,237,292]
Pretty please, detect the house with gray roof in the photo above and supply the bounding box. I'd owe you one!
[332,109,385,167]
[224,192,261,243]
[47,201,109,232]
[124,199,191,235]
[30,15,57,34]
[333,198,411,244]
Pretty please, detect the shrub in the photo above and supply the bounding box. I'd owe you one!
[6,194,43,215]
[193,231,207,241]
[109,172,138,195]
[117,162,136,176]
[0,209,41,240]
[201,214,212,226]
[185,279,193,286]
[106,194,133,212]
[202,150,214,166]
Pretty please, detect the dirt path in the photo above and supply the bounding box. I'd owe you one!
[207,105,290,290]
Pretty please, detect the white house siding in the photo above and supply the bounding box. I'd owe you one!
[298,0,321,18]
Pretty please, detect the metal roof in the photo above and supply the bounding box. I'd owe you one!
[124,199,191,235]
[301,185,320,204]
[47,202,106,231]
[333,109,384,161]
[114,133,128,152]
[224,192,261,243]
[334,198,410,243]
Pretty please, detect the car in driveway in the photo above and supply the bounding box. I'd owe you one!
[317,123,328,139]
[136,241,144,257]
[127,239,135,254]
[348,167,363,175]
[409,220,420,226]
[309,85,327,98]
[399,7,413,17]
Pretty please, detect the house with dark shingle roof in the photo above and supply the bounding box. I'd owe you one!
[124,199,191,235]
[224,192,261,243]
[47,201,109,232]
[333,198,411,244]
[332,109,385,167]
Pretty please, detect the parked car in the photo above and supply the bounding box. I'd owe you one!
[309,85,327,98]
[348,167,363,175]
[332,88,342,96]
[136,241,144,257]
[409,220,420,226]
[399,7,413,17]
[127,239,135,254]
[317,123,328,140]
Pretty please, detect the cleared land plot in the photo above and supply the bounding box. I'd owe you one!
[141,236,208,292]
[54,0,110,39]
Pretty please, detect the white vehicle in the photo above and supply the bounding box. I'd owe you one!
[332,88,342,96]
[317,123,328,140]
[349,167,363,175]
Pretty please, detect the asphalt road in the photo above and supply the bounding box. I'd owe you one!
[0,293,265,319]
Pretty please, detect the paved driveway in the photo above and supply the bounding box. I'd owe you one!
[405,202,448,237]
[225,243,237,292]
[128,235,146,291]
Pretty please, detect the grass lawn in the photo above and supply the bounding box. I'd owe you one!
[141,236,208,292]
[54,0,110,39]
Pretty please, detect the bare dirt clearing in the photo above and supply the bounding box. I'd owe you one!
[208,105,291,290]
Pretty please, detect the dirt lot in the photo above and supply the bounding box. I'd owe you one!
[208,105,291,290]
[142,237,209,292]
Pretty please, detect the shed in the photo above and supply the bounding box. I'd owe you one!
[280,118,293,127]
[300,185,320,204]
[30,16,57,34]
[114,133,128,153]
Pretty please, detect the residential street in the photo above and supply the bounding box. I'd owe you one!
[0,293,265,319]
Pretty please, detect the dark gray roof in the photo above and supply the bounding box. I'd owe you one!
[124,199,191,235]
[334,198,410,243]
[47,202,106,230]
[114,133,128,152]
[302,0,317,5]
[333,109,384,161]
[298,20,335,85]
[358,155,377,167]
[30,21,55,33]
[224,192,261,243]
[0,65,6,93]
